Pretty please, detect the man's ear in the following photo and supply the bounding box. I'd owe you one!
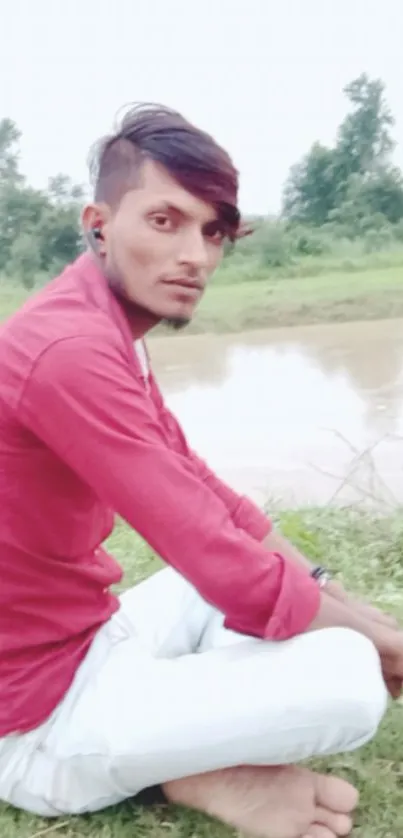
[81,204,109,254]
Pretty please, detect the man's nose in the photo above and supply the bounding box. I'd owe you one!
[178,229,209,271]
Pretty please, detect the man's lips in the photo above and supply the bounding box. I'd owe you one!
[164,278,204,291]
[163,278,204,297]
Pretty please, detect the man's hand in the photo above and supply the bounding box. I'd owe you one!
[327,590,403,698]
[262,529,399,630]
[379,652,403,698]
[262,528,403,696]
[309,591,403,698]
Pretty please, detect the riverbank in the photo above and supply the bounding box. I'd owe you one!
[2,264,403,334]
[2,507,403,838]
[189,264,403,335]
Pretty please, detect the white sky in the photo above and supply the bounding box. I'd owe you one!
[1,0,402,214]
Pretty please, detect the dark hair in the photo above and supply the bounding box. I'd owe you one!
[89,103,241,240]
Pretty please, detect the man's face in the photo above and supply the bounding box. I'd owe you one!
[84,160,226,327]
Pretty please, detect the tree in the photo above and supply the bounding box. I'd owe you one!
[48,174,85,205]
[0,120,83,281]
[282,143,338,225]
[357,167,403,224]
[336,74,394,176]
[36,204,82,273]
[282,74,403,230]
[8,233,42,289]
[0,183,48,270]
[0,118,23,185]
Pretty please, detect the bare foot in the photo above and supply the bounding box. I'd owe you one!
[163,764,358,838]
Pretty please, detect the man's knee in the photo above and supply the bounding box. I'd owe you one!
[331,628,388,747]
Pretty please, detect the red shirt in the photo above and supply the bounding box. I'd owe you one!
[0,253,320,736]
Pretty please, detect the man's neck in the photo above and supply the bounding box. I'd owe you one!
[88,249,160,340]
[114,293,159,340]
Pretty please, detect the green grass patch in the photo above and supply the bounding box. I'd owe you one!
[3,264,403,335]
[2,507,403,837]
[188,265,403,334]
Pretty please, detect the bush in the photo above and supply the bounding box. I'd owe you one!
[7,234,41,289]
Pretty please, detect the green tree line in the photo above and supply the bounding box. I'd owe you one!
[283,73,403,233]
[0,120,83,287]
[2,74,403,288]
[220,73,403,281]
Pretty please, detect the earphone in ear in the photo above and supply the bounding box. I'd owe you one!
[88,228,104,252]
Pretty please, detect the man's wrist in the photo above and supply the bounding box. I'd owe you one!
[325,579,349,602]
[310,566,332,589]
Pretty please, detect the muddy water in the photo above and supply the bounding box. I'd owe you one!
[148,319,403,507]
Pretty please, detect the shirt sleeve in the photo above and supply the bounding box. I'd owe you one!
[148,373,271,541]
[19,336,320,641]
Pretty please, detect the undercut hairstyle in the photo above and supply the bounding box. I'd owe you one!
[88,103,241,241]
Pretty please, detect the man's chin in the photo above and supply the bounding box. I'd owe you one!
[109,287,191,332]
[162,316,191,331]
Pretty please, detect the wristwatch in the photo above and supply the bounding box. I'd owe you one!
[310,565,332,589]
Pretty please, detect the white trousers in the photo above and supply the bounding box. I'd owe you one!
[0,568,388,817]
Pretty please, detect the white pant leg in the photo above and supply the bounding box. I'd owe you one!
[0,569,388,817]
[117,567,217,657]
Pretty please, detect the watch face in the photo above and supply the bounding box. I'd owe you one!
[311,566,330,583]
[319,572,331,588]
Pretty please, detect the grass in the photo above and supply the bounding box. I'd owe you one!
[190,264,403,334]
[2,508,403,838]
[2,263,403,335]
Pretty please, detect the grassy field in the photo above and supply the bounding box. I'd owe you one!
[2,263,403,335]
[191,264,403,334]
[2,508,403,838]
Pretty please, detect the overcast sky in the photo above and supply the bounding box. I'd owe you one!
[1,0,402,214]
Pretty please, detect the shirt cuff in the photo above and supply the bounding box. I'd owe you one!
[263,558,321,641]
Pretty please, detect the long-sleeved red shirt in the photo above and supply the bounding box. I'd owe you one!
[0,253,320,736]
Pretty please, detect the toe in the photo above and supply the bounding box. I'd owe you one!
[302,827,336,838]
[315,806,353,836]
[314,774,359,814]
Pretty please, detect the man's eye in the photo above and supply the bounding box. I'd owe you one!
[212,229,225,243]
[205,225,225,244]
[150,214,173,230]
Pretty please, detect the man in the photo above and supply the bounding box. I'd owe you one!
[0,104,402,838]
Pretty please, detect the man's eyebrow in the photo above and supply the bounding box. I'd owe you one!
[148,201,187,216]
[149,200,219,226]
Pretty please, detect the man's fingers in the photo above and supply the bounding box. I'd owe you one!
[385,676,403,699]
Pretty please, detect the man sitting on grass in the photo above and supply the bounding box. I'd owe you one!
[1,104,403,838]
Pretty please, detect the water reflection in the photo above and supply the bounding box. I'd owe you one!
[149,320,403,506]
